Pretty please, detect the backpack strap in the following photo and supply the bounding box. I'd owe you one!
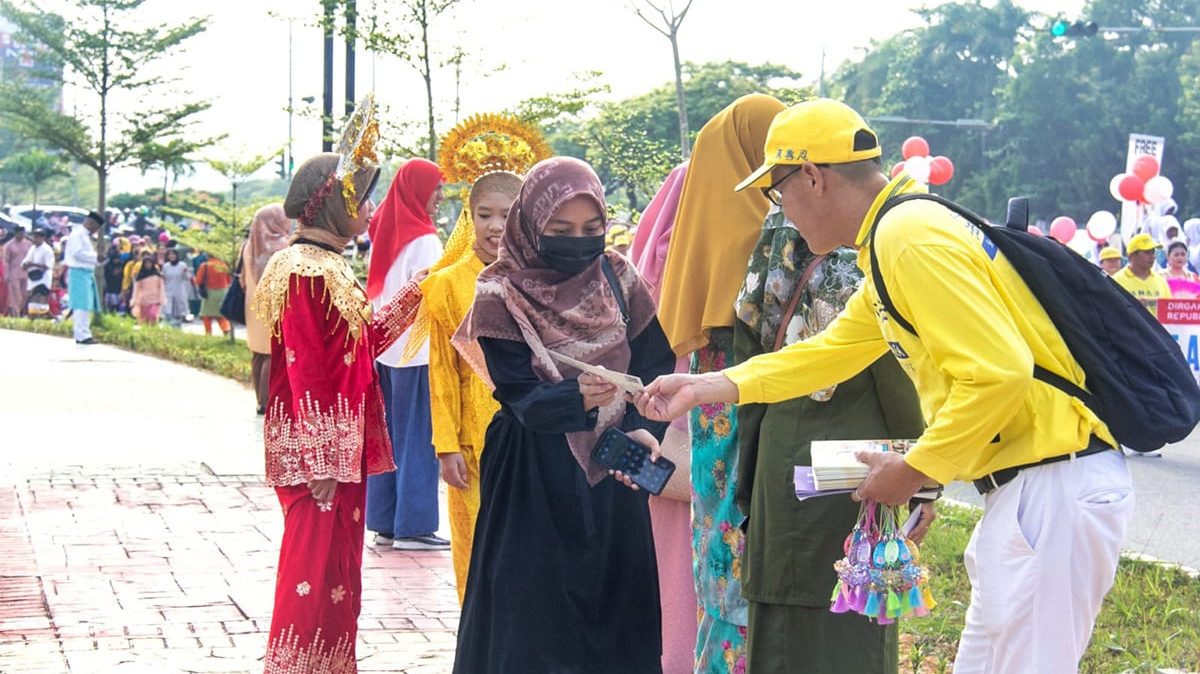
[773,254,827,352]
[600,256,630,326]
[868,191,1100,411]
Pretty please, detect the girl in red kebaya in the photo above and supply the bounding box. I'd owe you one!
[256,98,424,674]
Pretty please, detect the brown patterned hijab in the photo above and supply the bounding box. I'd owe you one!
[455,156,657,485]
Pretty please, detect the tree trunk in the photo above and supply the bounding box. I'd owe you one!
[98,4,110,216]
[32,185,38,215]
[421,1,435,160]
[162,170,169,210]
[670,31,690,159]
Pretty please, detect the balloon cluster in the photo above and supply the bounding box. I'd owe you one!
[1110,156,1174,206]
[891,136,955,186]
[830,501,935,625]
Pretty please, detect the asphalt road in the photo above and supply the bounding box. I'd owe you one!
[946,435,1200,570]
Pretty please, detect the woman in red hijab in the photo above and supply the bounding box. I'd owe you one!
[364,158,452,550]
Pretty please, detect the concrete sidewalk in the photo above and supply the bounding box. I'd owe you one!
[0,330,460,673]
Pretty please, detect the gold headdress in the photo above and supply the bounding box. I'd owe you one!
[438,113,551,186]
[334,93,381,220]
[398,113,550,364]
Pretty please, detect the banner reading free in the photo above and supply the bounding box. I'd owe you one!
[1158,298,1200,385]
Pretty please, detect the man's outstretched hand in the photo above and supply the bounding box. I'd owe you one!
[632,372,739,422]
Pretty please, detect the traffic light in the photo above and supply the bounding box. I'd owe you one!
[1050,19,1099,37]
[276,154,287,180]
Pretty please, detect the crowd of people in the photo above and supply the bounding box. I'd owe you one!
[1,220,236,339]
[17,94,1190,674]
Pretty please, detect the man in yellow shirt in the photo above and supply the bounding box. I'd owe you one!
[1112,233,1170,314]
[635,99,1134,674]
[1098,245,1122,276]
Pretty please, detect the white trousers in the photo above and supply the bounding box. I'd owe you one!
[73,309,92,342]
[953,449,1134,674]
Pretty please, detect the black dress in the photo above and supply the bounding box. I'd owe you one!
[452,321,674,674]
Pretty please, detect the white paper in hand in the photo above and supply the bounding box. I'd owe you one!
[548,350,645,395]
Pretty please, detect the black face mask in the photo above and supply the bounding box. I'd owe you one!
[539,234,605,275]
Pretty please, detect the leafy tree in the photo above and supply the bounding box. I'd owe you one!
[570,61,811,209]
[349,0,468,160]
[137,138,204,212]
[1,149,70,213]
[0,0,210,215]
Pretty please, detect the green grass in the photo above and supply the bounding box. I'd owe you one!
[901,504,1200,673]
[0,314,252,384]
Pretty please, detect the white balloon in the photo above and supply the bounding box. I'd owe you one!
[1086,210,1118,241]
[1144,176,1174,205]
[905,155,932,184]
[1068,229,1095,257]
[1109,174,1127,202]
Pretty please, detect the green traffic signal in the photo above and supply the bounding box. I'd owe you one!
[1050,18,1099,37]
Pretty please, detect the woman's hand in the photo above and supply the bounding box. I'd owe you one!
[611,428,662,492]
[440,451,470,490]
[579,372,618,411]
[308,478,337,504]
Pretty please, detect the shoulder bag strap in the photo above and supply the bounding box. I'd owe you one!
[772,254,827,352]
[600,257,630,326]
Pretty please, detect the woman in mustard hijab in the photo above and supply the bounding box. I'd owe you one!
[656,93,785,673]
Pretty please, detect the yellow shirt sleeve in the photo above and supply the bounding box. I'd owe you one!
[888,244,1033,484]
[427,291,465,456]
[725,284,890,403]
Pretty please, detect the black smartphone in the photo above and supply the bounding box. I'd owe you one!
[591,428,676,496]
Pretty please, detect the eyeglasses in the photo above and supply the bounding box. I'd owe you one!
[762,167,800,206]
[762,164,833,206]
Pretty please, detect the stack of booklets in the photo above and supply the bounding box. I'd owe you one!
[795,439,938,502]
[810,439,915,490]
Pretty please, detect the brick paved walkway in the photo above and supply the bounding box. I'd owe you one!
[0,465,459,674]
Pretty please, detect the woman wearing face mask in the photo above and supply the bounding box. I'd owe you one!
[364,157,451,551]
[451,157,675,674]
[256,132,429,670]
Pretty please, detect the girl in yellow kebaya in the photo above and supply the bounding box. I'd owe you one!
[402,113,550,603]
[422,173,521,603]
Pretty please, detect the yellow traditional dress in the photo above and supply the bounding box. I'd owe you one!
[422,253,498,602]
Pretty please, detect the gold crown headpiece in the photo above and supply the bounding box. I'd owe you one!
[438,113,551,186]
[334,92,381,219]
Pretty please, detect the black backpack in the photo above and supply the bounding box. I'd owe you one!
[869,193,1200,453]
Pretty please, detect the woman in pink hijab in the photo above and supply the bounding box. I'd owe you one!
[631,162,698,674]
[241,204,293,413]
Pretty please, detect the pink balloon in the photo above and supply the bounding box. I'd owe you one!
[890,161,906,178]
[1028,225,1044,237]
[1132,155,1159,182]
[929,156,954,185]
[1049,216,1077,243]
[902,136,930,160]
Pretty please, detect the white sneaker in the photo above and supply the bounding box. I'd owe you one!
[371,533,395,546]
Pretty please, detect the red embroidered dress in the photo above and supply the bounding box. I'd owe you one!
[255,243,420,674]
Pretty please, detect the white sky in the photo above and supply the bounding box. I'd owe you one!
[41,0,1084,194]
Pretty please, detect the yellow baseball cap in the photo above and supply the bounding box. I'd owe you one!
[735,98,882,192]
[1098,246,1121,261]
[1126,233,1161,254]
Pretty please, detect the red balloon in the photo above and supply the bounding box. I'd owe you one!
[890,161,906,178]
[929,156,955,185]
[1049,216,1077,244]
[901,136,930,160]
[1117,174,1145,202]
[1132,155,1159,182]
